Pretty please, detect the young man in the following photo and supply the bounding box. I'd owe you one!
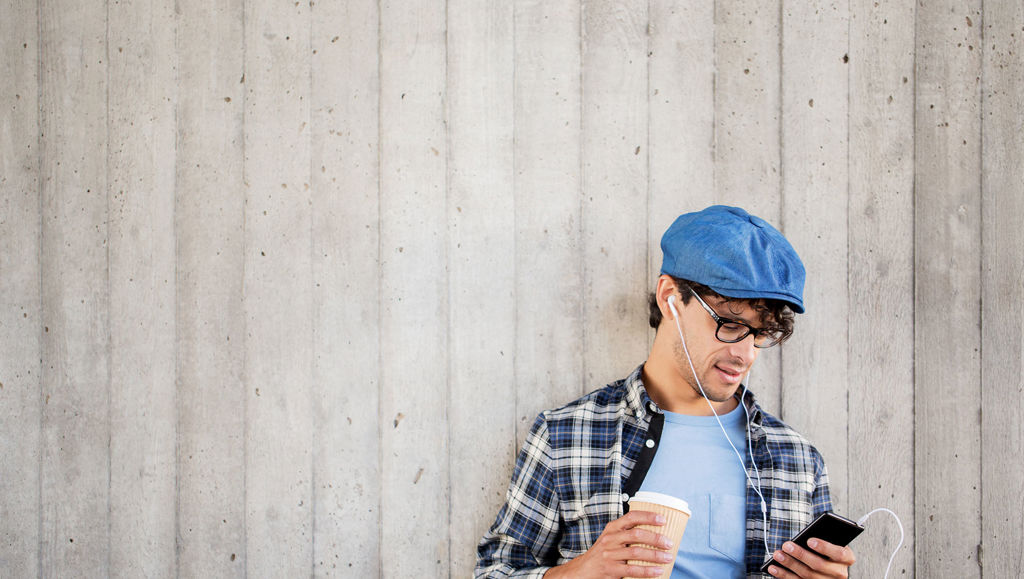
[476,206,856,578]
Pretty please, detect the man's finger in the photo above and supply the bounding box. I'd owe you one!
[605,510,659,534]
[619,526,673,550]
[621,562,667,578]
[765,562,806,579]
[617,509,667,529]
[608,545,675,565]
[807,538,856,565]
[766,548,813,578]
[765,563,796,578]
[780,541,830,573]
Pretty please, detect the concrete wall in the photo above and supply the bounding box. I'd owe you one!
[1,0,1021,576]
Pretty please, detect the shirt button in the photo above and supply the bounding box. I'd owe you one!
[621,493,630,502]
[635,409,643,418]
[645,439,655,448]
[648,402,657,412]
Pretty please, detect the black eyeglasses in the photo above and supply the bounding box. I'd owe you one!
[688,289,790,348]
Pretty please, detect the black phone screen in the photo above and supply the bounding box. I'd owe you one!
[759,511,864,575]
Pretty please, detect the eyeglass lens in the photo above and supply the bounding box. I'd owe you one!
[716,323,783,347]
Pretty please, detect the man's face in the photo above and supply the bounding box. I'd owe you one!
[673,292,764,402]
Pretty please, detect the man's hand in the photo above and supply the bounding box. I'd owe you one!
[764,538,856,578]
[543,510,675,579]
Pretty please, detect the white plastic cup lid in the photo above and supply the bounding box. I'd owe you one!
[628,491,691,515]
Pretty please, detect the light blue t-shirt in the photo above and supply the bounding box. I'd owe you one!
[638,404,749,579]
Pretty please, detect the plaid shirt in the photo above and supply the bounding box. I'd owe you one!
[476,365,832,578]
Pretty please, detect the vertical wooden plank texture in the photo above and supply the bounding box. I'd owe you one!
[447,0,516,575]
[379,0,449,575]
[310,0,381,575]
[243,0,314,573]
[107,0,177,574]
[778,0,850,511]
[714,0,784,411]
[713,0,782,220]
[847,0,916,575]
[915,0,983,576]
[581,0,649,385]
[175,0,247,573]
[981,1,1024,574]
[0,0,40,573]
[647,0,715,281]
[10,2,1024,576]
[38,0,110,574]
[513,0,584,436]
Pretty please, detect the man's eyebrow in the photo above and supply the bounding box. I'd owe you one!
[714,299,762,326]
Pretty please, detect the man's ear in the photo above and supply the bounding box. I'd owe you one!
[656,275,679,320]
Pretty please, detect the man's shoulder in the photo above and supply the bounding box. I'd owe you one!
[527,378,632,468]
[543,379,628,421]
[534,377,634,445]
[755,407,826,464]
[757,409,804,436]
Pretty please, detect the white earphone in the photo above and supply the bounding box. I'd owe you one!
[667,294,679,318]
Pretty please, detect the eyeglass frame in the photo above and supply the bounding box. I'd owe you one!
[687,288,791,348]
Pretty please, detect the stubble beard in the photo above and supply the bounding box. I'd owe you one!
[685,372,737,403]
[672,320,753,404]
[675,341,738,403]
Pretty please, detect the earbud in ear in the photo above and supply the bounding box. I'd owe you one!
[667,295,679,318]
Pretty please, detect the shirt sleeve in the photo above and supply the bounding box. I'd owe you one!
[810,447,833,517]
[475,413,563,578]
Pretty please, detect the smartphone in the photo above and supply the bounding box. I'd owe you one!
[759,511,864,575]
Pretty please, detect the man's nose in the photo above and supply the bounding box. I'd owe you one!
[726,333,759,363]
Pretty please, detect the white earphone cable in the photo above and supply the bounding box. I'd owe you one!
[669,294,905,576]
[857,508,904,579]
[669,296,771,558]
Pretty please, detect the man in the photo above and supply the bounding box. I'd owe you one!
[476,206,856,578]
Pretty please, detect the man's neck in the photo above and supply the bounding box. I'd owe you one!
[641,352,739,416]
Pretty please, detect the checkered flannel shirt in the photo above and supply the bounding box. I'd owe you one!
[475,364,833,578]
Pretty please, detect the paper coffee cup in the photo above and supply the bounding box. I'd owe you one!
[625,491,691,579]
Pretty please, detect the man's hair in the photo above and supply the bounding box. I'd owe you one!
[647,276,795,339]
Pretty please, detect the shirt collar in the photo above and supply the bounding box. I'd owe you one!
[622,364,652,420]
[736,383,765,427]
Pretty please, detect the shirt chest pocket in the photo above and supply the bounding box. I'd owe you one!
[708,493,747,564]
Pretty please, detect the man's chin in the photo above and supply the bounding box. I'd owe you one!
[690,381,740,403]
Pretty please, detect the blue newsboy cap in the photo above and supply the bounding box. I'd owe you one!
[659,205,806,313]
